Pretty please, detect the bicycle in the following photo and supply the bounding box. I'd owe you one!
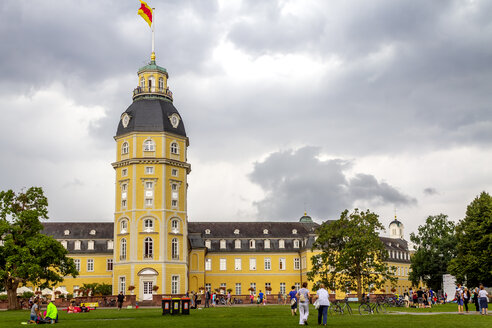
[337,298,353,315]
[359,298,386,315]
[328,302,343,315]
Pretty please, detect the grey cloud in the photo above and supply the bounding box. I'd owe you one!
[423,187,438,196]
[249,147,416,221]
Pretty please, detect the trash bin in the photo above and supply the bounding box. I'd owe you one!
[181,297,190,315]
[162,297,171,315]
[171,298,181,315]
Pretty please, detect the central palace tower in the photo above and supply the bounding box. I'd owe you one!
[112,52,191,300]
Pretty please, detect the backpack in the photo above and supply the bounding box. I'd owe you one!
[299,292,306,303]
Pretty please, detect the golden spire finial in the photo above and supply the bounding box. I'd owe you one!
[151,51,156,62]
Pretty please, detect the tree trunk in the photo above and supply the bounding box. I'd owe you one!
[7,284,20,310]
[356,274,362,302]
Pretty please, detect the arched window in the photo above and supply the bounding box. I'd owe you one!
[292,229,297,235]
[158,77,164,90]
[205,229,211,235]
[74,240,81,250]
[140,77,145,88]
[120,238,127,260]
[148,76,155,92]
[120,220,128,233]
[122,142,129,155]
[234,229,240,235]
[144,237,153,259]
[235,239,241,249]
[170,142,179,154]
[172,238,179,260]
[144,139,155,152]
[144,219,154,232]
[171,219,179,233]
[293,239,300,248]
[279,239,285,248]
[263,229,269,234]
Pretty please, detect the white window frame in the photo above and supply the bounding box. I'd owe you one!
[264,258,271,270]
[171,219,179,233]
[122,142,129,155]
[171,199,178,207]
[279,258,286,270]
[220,258,227,271]
[144,237,153,259]
[235,283,241,295]
[205,258,212,271]
[249,258,256,271]
[74,240,81,250]
[250,283,256,294]
[171,168,178,176]
[88,240,94,250]
[145,166,154,174]
[171,238,179,260]
[143,139,155,152]
[220,239,226,249]
[170,141,179,154]
[122,168,128,177]
[249,239,255,249]
[205,240,211,249]
[264,239,270,249]
[144,218,154,232]
[235,258,242,271]
[120,220,128,233]
[87,259,94,272]
[119,276,126,294]
[120,238,127,260]
[61,240,67,249]
[235,239,241,249]
[279,239,285,249]
[265,282,271,295]
[294,258,300,270]
[293,239,300,248]
[280,283,286,295]
[74,259,81,272]
[107,258,113,271]
[171,275,179,294]
[107,240,114,250]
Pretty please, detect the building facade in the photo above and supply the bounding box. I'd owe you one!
[41,54,413,300]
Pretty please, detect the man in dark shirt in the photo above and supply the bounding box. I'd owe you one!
[416,288,424,308]
[117,292,125,310]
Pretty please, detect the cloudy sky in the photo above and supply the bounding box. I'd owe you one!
[1,0,491,238]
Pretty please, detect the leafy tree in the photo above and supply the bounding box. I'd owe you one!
[308,209,396,300]
[0,187,78,310]
[80,283,98,296]
[409,214,456,291]
[448,192,492,286]
[95,283,113,296]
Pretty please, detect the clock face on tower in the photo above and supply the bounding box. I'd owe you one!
[169,113,180,128]
[121,113,131,128]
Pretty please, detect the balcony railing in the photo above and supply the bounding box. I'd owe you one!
[144,254,154,260]
[133,86,173,100]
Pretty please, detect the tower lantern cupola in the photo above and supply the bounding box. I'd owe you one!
[389,216,404,239]
[133,53,173,101]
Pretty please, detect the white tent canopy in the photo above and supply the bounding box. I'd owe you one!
[16,286,33,295]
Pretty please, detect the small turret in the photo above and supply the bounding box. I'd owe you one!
[389,216,404,239]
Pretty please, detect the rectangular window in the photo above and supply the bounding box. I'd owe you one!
[121,199,127,208]
[171,168,178,176]
[107,259,113,271]
[107,240,114,250]
[88,240,94,250]
[295,283,300,291]
[74,240,81,250]
[264,239,270,249]
[145,198,153,206]
[74,259,81,272]
[122,168,128,177]
[205,258,212,271]
[279,258,286,270]
[145,166,154,174]
[171,199,178,207]
[235,283,241,295]
[205,283,211,292]
[220,240,226,249]
[73,285,79,294]
[145,181,153,189]
[265,282,271,295]
[235,258,242,270]
[294,258,300,270]
[301,256,307,269]
[220,283,226,294]
[280,283,286,295]
[205,240,211,249]
[250,283,256,294]
[171,275,179,294]
[279,240,285,248]
[87,259,94,272]
[249,258,256,271]
[264,258,271,270]
[220,258,227,271]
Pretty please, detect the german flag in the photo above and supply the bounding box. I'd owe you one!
[138,0,153,27]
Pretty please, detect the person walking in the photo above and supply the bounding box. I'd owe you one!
[473,287,480,312]
[297,282,310,325]
[258,290,264,306]
[314,283,330,326]
[478,284,488,315]
[289,286,298,316]
[117,291,125,310]
[204,290,210,308]
[456,284,464,313]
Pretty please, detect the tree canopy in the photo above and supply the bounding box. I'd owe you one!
[448,191,492,287]
[0,187,78,310]
[408,214,456,291]
[308,209,396,300]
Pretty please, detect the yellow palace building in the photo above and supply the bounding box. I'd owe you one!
[41,52,412,301]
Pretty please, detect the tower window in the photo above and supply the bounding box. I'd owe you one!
[121,199,127,208]
[172,238,179,260]
[120,220,128,233]
[120,238,127,260]
[140,77,145,88]
[144,237,153,259]
[145,166,154,174]
[170,142,179,154]
[122,168,128,177]
[144,139,155,152]
[171,199,178,207]
[144,219,154,232]
[171,168,178,176]
[158,77,164,90]
[122,142,129,155]
[171,219,179,233]
[171,183,178,191]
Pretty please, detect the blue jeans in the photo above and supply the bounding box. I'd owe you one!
[318,305,328,325]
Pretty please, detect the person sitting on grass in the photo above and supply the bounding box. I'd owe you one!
[29,298,43,324]
[45,299,58,324]
[67,302,75,313]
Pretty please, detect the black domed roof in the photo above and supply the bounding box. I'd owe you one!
[116,99,186,137]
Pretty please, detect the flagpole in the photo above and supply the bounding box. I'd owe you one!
[151,8,155,61]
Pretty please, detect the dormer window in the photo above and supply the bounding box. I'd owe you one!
[292,229,297,235]
[235,239,241,249]
[293,239,300,248]
[205,229,210,235]
[234,229,240,235]
[74,240,81,250]
[205,240,211,248]
[264,239,271,249]
[89,230,96,236]
[88,240,94,250]
[279,239,285,248]
[64,230,70,236]
[249,240,255,249]
[220,240,226,249]
[263,229,268,234]
[61,240,68,249]
[107,240,114,250]
[144,139,155,152]
[144,219,154,232]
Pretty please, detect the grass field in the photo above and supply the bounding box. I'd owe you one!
[1,303,490,327]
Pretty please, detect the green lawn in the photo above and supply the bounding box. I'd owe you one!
[1,304,490,327]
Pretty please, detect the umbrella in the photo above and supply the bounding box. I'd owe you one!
[16,286,33,295]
